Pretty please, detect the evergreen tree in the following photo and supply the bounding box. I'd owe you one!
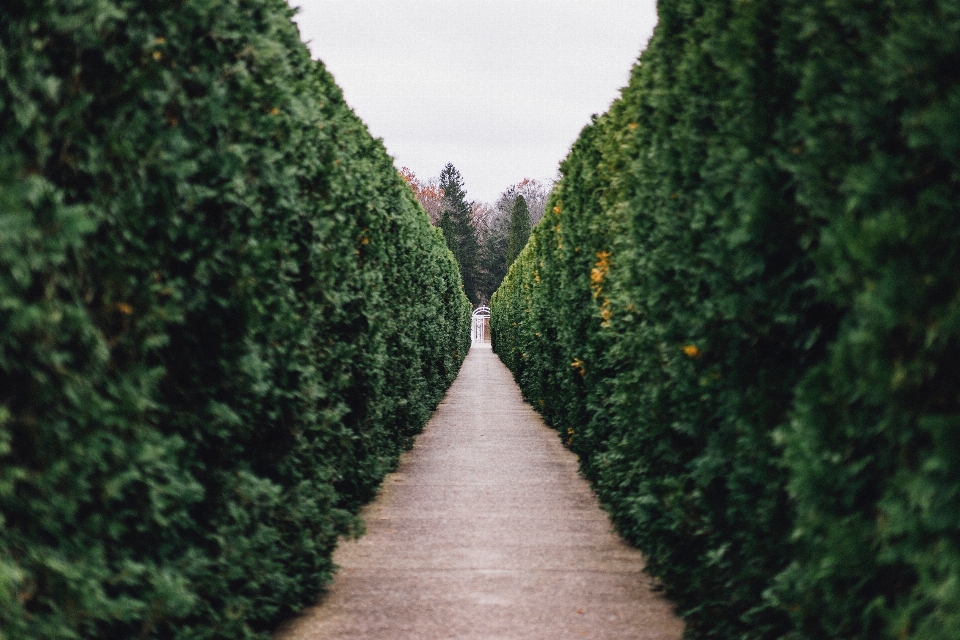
[506,195,531,267]
[439,163,480,303]
[439,208,456,257]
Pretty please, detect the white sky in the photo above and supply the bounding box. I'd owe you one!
[290,1,658,204]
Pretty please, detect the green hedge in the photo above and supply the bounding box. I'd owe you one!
[492,1,960,638]
[0,1,471,638]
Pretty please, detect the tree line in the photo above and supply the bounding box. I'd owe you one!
[402,165,549,305]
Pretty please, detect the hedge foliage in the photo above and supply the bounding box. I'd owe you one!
[491,1,960,638]
[0,0,471,638]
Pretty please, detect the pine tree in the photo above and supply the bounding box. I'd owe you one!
[506,195,531,267]
[439,163,480,303]
[439,208,457,259]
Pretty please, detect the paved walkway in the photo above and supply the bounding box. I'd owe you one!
[274,343,683,640]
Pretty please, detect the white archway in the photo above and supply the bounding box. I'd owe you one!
[471,306,491,343]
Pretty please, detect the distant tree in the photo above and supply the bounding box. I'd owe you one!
[439,208,456,256]
[471,201,495,231]
[475,209,510,304]
[471,179,554,303]
[506,195,531,267]
[399,166,444,224]
[438,163,480,304]
[495,178,551,227]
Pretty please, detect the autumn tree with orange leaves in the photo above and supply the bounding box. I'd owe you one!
[399,167,444,224]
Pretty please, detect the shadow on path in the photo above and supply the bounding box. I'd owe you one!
[274,343,684,640]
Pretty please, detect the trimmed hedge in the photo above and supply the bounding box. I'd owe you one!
[491,1,960,639]
[0,1,471,638]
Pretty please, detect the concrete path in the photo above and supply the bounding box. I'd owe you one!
[274,343,683,640]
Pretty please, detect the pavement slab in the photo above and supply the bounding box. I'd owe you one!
[274,342,684,640]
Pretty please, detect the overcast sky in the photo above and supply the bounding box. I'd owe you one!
[290,1,659,204]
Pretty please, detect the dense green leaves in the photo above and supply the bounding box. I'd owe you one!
[492,1,960,639]
[0,1,470,638]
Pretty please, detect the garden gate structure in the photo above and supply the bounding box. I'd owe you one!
[471,306,491,343]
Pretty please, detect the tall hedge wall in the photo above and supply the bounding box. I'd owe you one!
[0,1,471,638]
[491,1,960,639]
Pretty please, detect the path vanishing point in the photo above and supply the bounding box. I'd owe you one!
[274,342,684,640]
